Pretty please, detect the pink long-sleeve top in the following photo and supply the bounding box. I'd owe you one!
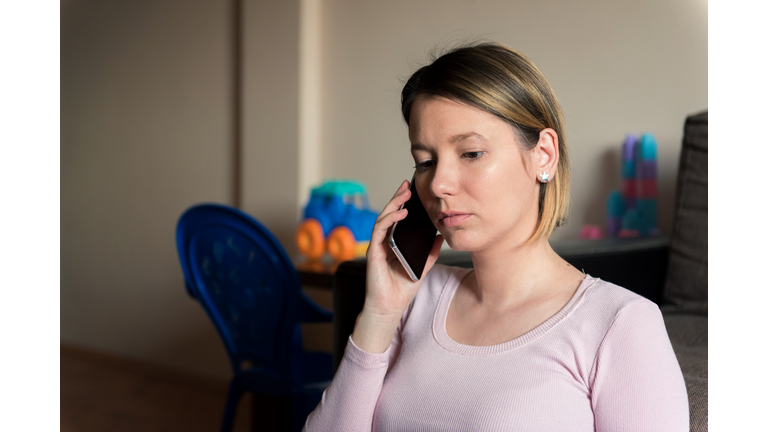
[304,264,689,431]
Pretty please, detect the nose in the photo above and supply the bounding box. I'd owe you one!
[429,158,458,198]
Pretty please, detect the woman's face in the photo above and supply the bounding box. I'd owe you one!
[409,95,541,252]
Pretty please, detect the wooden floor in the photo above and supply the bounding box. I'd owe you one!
[61,345,256,432]
[61,287,333,432]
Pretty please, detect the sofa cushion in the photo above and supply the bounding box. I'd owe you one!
[685,376,708,432]
[663,111,708,314]
[663,311,708,431]
[662,311,708,348]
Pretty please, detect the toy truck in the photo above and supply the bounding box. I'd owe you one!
[295,180,379,262]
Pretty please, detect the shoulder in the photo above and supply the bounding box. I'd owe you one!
[585,277,667,338]
[577,277,662,327]
[584,281,687,427]
[577,278,676,372]
[563,277,666,363]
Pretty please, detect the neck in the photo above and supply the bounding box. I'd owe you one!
[466,236,566,311]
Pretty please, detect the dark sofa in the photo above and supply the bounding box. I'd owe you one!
[332,112,708,431]
[658,111,708,431]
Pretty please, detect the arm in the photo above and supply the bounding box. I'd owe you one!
[303,179,442,431]
[302,311,406,432]
[590,300,689,432]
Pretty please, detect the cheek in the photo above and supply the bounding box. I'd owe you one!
[474,158,534,214]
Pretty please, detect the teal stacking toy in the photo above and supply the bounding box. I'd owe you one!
[619,209,642,237]
[634,133,659,236]
[608,133,660,238]
[606,190,624,237]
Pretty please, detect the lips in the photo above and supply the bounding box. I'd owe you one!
[438,211,472,228]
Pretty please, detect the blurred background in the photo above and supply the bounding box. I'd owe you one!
[60,0,706,427]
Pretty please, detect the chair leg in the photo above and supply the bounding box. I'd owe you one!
[220,380,244,432]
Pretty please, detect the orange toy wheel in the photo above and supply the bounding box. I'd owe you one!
[327,226,356,262]
[296,219,325,260]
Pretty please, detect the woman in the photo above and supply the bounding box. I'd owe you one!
[304,43,688,431]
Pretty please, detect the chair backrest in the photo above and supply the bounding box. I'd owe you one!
[176,204,304,386]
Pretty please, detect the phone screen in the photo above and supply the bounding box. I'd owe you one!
[388,176,438,281]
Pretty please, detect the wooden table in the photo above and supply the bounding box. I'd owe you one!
[293,236,671,291]
[294,256,339,289]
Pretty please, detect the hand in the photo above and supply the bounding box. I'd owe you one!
[365,179,443,316]
[351,179,443,353]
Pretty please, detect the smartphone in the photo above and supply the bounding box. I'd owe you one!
[388,175,438,281]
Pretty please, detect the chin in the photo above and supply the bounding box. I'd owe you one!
[440,229,483,252]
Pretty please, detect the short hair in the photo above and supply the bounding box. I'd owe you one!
[401,42,570,241]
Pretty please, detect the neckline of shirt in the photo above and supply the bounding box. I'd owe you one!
[432,267,597,356]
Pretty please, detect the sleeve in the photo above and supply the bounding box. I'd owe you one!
[302,314,407,432]
[590,300,689,432]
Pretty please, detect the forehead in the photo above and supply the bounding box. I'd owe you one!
[408,95,515,147]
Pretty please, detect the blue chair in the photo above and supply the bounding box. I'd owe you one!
[176,204,333,432]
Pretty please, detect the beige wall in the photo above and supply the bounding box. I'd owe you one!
[61,0,324,381]
[319,0,708,240]
[62,0,706,380]
[241,0,302,255]
[61,0,236,379]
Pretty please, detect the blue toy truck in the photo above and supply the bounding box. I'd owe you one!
[295,180,379,262]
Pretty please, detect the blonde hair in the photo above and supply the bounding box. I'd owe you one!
[401,42,570,241]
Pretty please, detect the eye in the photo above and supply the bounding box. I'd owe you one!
[414,160,435,171]
[462,151,485,160]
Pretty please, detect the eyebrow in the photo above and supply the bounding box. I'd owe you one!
[410,132,486,151]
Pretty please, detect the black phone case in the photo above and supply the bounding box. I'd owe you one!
[389,178,438,280]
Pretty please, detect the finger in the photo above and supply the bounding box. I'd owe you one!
[386,179,411,210]
[381,179,409,215]
[377,187,411,224]
[390,179,410,199]
[369,208,408,246]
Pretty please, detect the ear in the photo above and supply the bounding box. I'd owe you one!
[531,128,559,182]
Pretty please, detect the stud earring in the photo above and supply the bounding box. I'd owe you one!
[538,172,550,183]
